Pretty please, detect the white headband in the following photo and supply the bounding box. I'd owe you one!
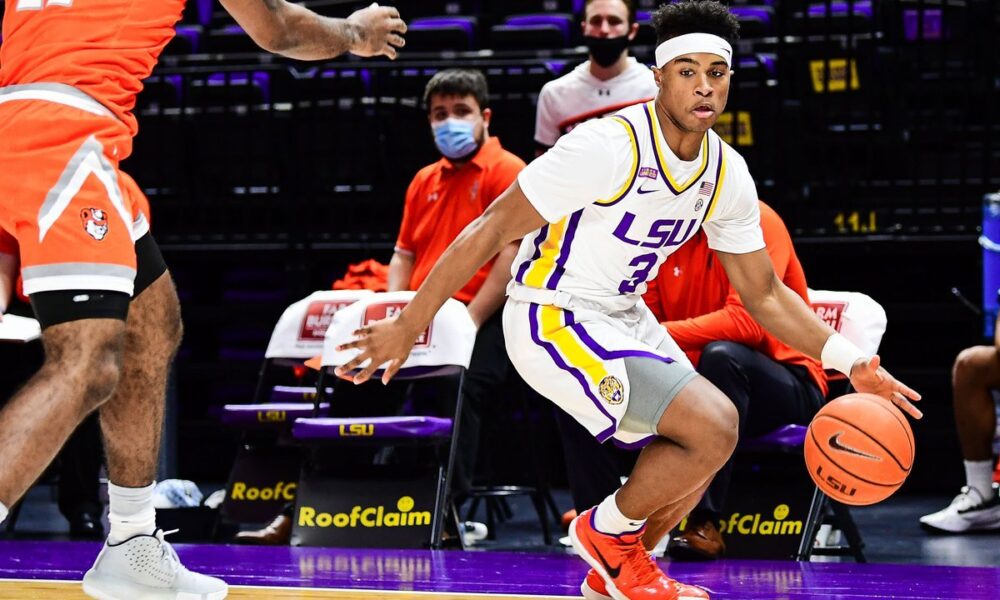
[655,33,733,68]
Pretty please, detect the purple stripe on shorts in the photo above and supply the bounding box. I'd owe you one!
[564,309,676,364]
[545,209,582,290]
[528,304,617,442]
[612,435,656,450]
[515,225,549,283]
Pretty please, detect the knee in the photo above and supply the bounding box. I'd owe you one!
[953,346,992,389]
[695,390,740,468]
[50,339,124,413]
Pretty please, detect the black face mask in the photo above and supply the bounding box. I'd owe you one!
[584,34,630,68]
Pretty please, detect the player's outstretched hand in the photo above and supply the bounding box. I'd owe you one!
[334,315,417,385]
[347,3,407,59]
[849,355,923,419]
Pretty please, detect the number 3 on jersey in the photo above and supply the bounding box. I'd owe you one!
[16,0,72,10]
[618,253,658,294]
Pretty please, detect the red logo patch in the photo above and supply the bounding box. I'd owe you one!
[813,301,848,332]
[362,302,431,347]
[298,300,358,341]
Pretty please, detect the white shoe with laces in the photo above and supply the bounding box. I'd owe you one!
[82,529,228,600]
[919,483,1000,534]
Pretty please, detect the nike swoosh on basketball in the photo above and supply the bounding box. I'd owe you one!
[828,432,881,461]
[590,544,622,579]
[637,183,660,195]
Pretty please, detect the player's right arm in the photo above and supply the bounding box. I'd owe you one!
[335,182,547,384]
[219,0,407,60]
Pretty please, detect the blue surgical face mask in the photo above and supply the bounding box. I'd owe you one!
[433,118,480,160]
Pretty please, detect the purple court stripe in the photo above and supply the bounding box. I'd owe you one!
[515,224,549,283]
[564,310,675,364]
[596,116,641,207]
[698,139,726,229]
[528,304,617,442]
[644,103,709,196]
[545,209,583,289]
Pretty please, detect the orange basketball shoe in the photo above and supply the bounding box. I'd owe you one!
[569,508,678,600]
[581,568,710,600]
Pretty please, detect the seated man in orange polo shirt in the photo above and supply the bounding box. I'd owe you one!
[389,69,526,493]
[643,200,828,560]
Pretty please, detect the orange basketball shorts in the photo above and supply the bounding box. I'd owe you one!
[0,84,149,297]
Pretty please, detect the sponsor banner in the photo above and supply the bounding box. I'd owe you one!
[809,58,860,93]
[677,458,814,559]
[220,446,301,523]
[292,469,440,548]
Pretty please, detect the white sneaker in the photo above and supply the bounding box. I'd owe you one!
[919,484,1000,533]
[82,529,228,600]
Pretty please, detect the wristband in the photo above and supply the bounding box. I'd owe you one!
[821,333,868,377]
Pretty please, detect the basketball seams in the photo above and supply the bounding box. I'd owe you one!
[852,394,915,462]
[815,414,911,474]
[807,427,902,490]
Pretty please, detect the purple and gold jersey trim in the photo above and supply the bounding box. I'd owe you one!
[644,102,710,195]
[529,304,618,442]
[594,116,641,207]
[700,141,727,225]
[516,210,584,290]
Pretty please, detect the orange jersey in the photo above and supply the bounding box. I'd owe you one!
[643,202,828,396]
[395,137,525,304]
[0,0,185,137]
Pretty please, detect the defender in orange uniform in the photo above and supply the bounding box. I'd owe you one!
[0,2,407,598]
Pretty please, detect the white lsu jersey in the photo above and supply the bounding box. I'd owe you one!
[511,101,766,312]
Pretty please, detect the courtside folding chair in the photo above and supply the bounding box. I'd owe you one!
[217,290,372,525]
[290,291,477,549]
[793,288,887,562]
[726,289,886,561]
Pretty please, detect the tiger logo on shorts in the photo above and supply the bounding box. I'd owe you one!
[80,208,109,241]
[598,375,624,405]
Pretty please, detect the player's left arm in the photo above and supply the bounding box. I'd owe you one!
[219,0,406,60]
[717,248,922,418]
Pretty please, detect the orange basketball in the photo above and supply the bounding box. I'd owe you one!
[804,393,915,506]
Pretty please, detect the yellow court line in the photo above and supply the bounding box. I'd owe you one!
[0,579,573,599]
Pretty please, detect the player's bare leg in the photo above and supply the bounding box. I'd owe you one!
[0,319,125,509]
[952,346,1000,463]
[641,478,713,552]
[83,270,226,599]
[98,272,181,489]
[571,376,735,599]
[920,346,1000,534]
[617,376,738,520]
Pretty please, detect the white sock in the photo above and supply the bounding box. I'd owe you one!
[0,501,7,525]
[108,481,157,544]
[964,460,995,500]
[593,491,646,535]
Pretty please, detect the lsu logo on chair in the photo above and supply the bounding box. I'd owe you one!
[363,302,432,347]
[299,300,359,341]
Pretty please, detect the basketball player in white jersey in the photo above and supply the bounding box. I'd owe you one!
[535,0,656,153]
[336,2,921,599]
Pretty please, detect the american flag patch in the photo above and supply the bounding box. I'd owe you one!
[698,181,715,197]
